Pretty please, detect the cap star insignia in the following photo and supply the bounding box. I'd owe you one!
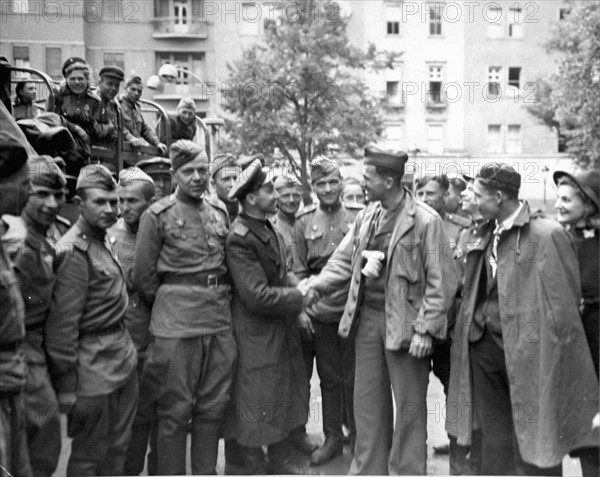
[176,218,185,228]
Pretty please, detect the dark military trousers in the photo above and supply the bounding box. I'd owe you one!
[350,305,430,475]
[23,362,61,477]
[301,321,354,441]
[66,372,138,477]
[123,351,159,476]
[470,329,562,476]
[149,333,236,475]
[0,392,32,477]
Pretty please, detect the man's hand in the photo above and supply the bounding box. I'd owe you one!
[297,311,315,342]
[157,143,168,156]
[361,250,385,278]
[57,391,77,414]
[303,288,320,308]
[409,332,433,359]
[129,137,143,148]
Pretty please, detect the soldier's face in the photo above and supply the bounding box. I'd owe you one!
[342,184,365,205]
[555,184,588,227]
[460,181,477,215]
[125,83,143,102]
[174,157,209,200]
[473,180,500,221]
[23,186,65,228]
[78,188,119,230]
[99,76,121,101]
[419,180,445,213]
[21,83,36,103]
[253,182,278,215]
[150,173,173,200]
[66,71,88,94]
[276,186,302,215]
[118,183,152,230]
[314,175,342,207]
[177,107,196,124]
[212,166,241,203]
[362,165,387,203]
[0,166,30,216]
[444,185,461,213]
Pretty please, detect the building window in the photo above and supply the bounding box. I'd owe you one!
[173,0,189,32]
[487,6,503,39]
[487,124,502,153]
[508,6,523,38]
[508,67,521,90]
[427,124,444,155]
[428,5,442,36]
[103,52,125,72]
[386,81,403,107]
[46,47,62,80]
[428,66,443,103]
[156,52,205,85]
[507,125,521,154]
[12,45,30,78]
[488,66,502,98]
[387,21,400,35]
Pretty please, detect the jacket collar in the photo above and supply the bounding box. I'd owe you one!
[469,201,531,253]
[76,216,106,241]
[240,213,270,243]
[388,188,415,253]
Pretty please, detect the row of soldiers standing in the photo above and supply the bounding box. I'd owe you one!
[1,128,599,477]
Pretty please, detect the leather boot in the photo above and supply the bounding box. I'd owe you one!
[268,439,308,475]
[288,427,318,456]
[190,421,221,475]
[240,445,267,475]
[310,434,343,465]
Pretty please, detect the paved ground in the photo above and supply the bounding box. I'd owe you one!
[55,371,583,476]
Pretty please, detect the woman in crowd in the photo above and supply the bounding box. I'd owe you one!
[554,168,600,477]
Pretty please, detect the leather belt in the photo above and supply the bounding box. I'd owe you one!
[162,273,232,288]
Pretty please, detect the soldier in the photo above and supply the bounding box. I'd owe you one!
[45,164,138,477]
[210,153,241,222]
[13,81,40,121]
[93,66,125,145]
[0,131,32,477]
[136,157,173,201]
[133,140,236,475]
[271,174,303,248]
[342,177,366,206]
[307,146,457,474]
[449,163,598,475]
[5,156,66,477]
[444,175,468,216]
[293,157,362,464]
[158,97,202,146]
[119,76,168,156]
[107,167,157,475]
[223,159,310,474]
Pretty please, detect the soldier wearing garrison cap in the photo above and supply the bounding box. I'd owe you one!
[223,159,310,474]
[4,156,66,476]
[0,130,32,477]
[271,173,303,249]
[307,145,457,474]
[46,163,138,476]
[137,157,173,200]
[93,65,126,145]
[133,139,235,475]
[158,97,203,148]
[210,153,241,222]
[293,156,363,464]
[119,76,167,156]
[446,162,599,474]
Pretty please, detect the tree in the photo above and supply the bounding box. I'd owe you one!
[222,0,397,200]
[528,2,600,168]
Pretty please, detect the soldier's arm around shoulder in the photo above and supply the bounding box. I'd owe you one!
[45,235,89,395]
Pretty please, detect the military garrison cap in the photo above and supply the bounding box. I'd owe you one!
[228,159,269,202]
[170,140,207,171]
[211,154,239,178]
[477,163,521,192]
[0,131,28,179]
[310,156,340,183]
[76,164,117,192]
[364,145,408,174]
[274,174,302,190]
[28,155,67,190]
[99,66,125,82]
[119,167,154,185]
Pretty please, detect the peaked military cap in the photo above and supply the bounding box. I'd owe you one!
[238,153,265,170]
[28,155,67,189]
[364,145,408,173]
[228,159,269,201]
[99,66,125,82]
[170,140,207,171]
[76,164,117,192]
[310,156,340,183]
[62,57,88,78]
[136,157,172,175]
[477,162,521,191]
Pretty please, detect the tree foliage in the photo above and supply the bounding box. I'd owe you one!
[222,0,397,197]
[528,2,600,168]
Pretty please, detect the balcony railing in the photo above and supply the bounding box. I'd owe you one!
[152,17,208,39]
[152,82,209,101]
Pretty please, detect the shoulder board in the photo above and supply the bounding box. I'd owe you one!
[296,203,317,218]
[55,215,71,227]
[233,222,249,237]
[447,213,472,228]
[58,226,89,253]
[149,195,176,215]
[205,195,228,215]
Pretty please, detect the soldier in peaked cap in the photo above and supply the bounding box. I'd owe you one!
[0,131,32,477]
[293,156,364,464]
[4,156,66,477]
[93,65,125,144]
[210,153,242,222]
[45,163,138,476]
[307,145,457,474]
[137,156,173,200]
[446,162,599,475]
[223,160,310,474]
[133,139,235,475]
